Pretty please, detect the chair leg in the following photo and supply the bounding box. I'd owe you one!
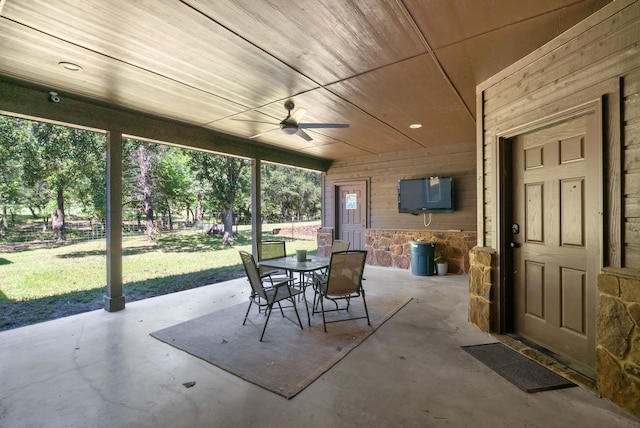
[303,292,310,326]
[243,300,254,325]
[290,297,304,331]
[259,297,305,341]
[277,301,285,317]
[320,294,327,332]
[362,290,371,326]
[260,304,273,342]
[295,290,310,327]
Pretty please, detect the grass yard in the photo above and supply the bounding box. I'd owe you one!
[0,223,319,331]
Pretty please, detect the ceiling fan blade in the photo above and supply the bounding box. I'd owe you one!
[249,127,281,139]
[297,123,349,129]
[287,108,307,125]
[231,118,280,125]
[296,129,313,141]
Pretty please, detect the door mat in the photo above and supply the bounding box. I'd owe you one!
[461,342,576,393]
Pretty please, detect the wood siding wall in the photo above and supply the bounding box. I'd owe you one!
[624,66,640,266]
[323,143,476,233]
[478,0,640,268]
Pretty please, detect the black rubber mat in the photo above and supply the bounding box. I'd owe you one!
[462,342,576,393]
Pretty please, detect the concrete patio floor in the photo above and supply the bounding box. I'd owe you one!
[1,265,638,427]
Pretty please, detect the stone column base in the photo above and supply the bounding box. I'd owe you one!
[468,247,495,333]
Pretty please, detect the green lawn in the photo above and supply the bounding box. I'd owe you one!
[0,223,319,330]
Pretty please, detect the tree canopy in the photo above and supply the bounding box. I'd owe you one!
[0,115,321,242]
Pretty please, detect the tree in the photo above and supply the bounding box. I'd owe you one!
[157,147,193,230]
[189,152,249,243]
[261,164,321,221]
[123,140,160,243]
[70,147,107,221]
[0,116,30,236]
[22,122,104,241]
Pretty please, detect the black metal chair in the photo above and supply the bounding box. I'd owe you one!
[239,251,307,341]
[330,240,351,253]
[312,250,370,332]
[303,239,350,289]
[257,240,291,284]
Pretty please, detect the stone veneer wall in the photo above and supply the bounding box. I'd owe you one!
[597,270,640,418]
[468,247,495,333]
[316,228,476,274]
[366,229,476,274]
[316,228,334,257]
[467,257,640,418]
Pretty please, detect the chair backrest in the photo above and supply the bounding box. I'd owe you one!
[257,241,286,261]
[331,240,350,253]
[325,250,367,296]
[239,251,268,300]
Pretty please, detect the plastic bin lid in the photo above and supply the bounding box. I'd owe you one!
[409,240,435,246]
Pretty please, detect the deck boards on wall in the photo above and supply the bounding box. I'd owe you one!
[324,145,476,232]
[479,0,640,267]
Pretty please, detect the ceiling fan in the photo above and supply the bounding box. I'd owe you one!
[238,101,349,141]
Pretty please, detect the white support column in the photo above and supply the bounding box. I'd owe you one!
[251,159,262,258]
[104,130,125,312]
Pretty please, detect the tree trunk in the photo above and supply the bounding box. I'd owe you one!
[144,189,154,243]
[221,206,234,245]
[56,187,66,241]
[167,199,173,230]
[0,205,5,240]
[137,145,155,243]
[185,206,192,225]
[221,207,234,235]
[195,192,203,222]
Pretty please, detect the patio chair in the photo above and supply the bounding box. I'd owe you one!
[257,240,291,284]
[239,251,308,341]
[303,239,350,287]
[331,240,350,253]
[312,250,370,332]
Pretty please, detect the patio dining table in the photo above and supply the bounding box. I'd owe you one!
[258,255,330,291]
[259,255,329,276]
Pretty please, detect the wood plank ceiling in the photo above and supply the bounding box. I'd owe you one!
[0,0,612,163]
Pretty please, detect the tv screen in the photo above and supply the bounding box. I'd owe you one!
[398,178,425,213]
[398,177,454,213]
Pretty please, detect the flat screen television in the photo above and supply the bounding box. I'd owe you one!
[398,177,454,213]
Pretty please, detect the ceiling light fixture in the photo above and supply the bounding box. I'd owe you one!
[58,62,83,71]
[409,123,422,129]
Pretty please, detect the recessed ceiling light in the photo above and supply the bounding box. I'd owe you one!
[409,123,422,129]
[58,62,83,71]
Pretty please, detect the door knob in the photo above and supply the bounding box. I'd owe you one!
[510,241,521,248]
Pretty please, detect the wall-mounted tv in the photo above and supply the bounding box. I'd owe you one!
[398,177,454,213]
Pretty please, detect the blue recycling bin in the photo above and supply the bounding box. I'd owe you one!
[410,241,436,276]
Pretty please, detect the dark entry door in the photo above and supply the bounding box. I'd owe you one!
[511,113,599,373]
[337,182,367,250]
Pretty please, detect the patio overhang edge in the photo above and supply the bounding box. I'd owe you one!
[0,76,333,172]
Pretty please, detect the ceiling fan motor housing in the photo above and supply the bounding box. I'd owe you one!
[281,125,298,134]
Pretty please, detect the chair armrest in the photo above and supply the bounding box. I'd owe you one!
[272,277,294,288]
[313,272,327,283]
